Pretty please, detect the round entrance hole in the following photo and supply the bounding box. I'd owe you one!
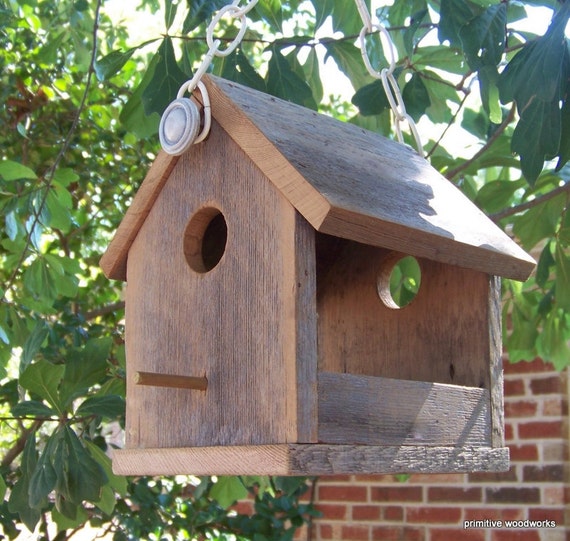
[183,207,227,273]
[377,254,422,309]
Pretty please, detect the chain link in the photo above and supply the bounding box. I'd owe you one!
[178,0,259,99]
[160,0,258,153]
[354,0,424,157]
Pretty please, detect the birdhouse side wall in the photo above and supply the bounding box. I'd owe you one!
[123,120,317,450]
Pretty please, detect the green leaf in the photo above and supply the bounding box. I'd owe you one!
[310,0,333,30]
[52,505,88,531]
[240,475,273,495]
[29,432,59,509]
[512,192,566,249]
[0,322,9,345]
[54,426,107,507]
[420,69,461,123]
[556,88,570,171]
[352,79,389,116]
[52,168,79,187]
[182,0,230,34]
[537,309,570,370]
[0,475,6,502]
[505,286,539,362]
[11,400,57,418]
[402,73,430,121]
[498,4,570,183]
[255,0,283,32]
[330,0,361,35]
[95,48,136,81]
[164,0,178,30]
[403,9,428,56]
[323,40,371,92]
[413,46,466,75]
[0,160,37,181]
[209,476,247,508]
[60,337,112,407]
[20,360,65,414]
[558,206,570,246]
[23,258,59,305]
[217,49,266,91]
[95,485,117,516]
[21,322,49,373]
[75,395,125,418]
[438,0,480,46]
[536,241,555,288]
[266,47,314,108]
[555,241,570,310]
[119,56,161,137]
[273,476,308,496]
[475,178,525,214]
[303,48,323,104]
[5,210,19,242]
[142,37,188,116]
[46,186,72,232]
[85,440,128,497]
[511,98,561,183]
[478,65,502,124]
[459,3,506,70]
[8,435,41,532]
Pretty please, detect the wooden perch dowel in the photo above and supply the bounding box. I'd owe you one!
[134,371,208,391]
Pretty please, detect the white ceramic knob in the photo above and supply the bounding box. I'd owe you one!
[159,98,201,156]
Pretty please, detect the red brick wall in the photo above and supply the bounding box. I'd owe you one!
[306,358,568,541]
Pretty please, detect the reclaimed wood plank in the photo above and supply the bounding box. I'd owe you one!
[112,444,509,476]
[204,76,534,280]
[124,120,302,449]
[316,241,491,387]
[100,151,179,280]
[488,275,505,447]
[317,372,491,446]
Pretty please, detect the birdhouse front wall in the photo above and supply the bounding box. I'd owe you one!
[124,120,317,450]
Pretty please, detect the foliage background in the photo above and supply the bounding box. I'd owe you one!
[0,0,569,538]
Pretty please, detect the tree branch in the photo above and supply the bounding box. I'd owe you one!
[444,104,516,181]
[84,301,125,320]
[490,182,570,222]
[426,91,470,159]
[1,420,43,468]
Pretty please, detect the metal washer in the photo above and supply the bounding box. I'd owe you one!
[159,98,201,156]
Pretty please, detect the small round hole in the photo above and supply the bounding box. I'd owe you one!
[377,255,421,309]
[183,207,227,273]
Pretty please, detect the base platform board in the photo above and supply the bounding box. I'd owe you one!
[112,444,509,476]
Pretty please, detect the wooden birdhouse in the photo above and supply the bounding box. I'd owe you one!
[101,75,535,476]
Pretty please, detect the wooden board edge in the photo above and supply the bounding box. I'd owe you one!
[488,275,505,447]
[112,445,293,476]
[319,207,535,282]
[100,151,180,281]
[288,445,510,475]
[203,75,332,231]
[112,444,509,476]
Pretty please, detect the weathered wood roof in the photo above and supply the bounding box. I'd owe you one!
[101,75,535,282]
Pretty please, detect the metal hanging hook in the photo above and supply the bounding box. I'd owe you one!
[159,0,258,155]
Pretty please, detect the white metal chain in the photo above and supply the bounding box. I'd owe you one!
[177,0,259,99]
[354,0,424,157]
[160,0,258,154]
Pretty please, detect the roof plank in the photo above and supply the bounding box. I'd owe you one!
[101,75,535,282]
[205,76,535,280]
